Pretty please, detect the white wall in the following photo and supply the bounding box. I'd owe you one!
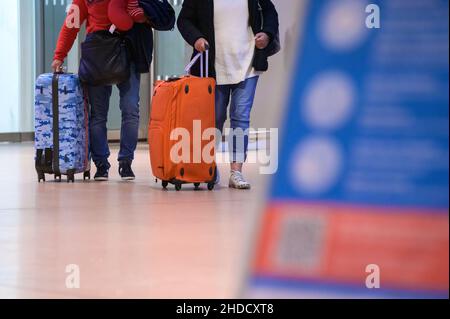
[0,0,35,134]
[0,1,20,133]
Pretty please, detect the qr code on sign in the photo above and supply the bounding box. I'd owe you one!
[275,215,327,272]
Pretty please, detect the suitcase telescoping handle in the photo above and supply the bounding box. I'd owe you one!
[54,66,67,75]
[185,45,210,78]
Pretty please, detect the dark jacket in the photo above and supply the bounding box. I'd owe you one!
[127,0,176,74]
[177,0,279,79]
[126,23,154,74]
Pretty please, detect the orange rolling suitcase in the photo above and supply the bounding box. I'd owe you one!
[149,50,217,191]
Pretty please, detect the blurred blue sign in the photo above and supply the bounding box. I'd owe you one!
[248,0,449,299]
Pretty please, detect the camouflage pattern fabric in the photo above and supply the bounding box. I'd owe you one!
[35,73,90,175]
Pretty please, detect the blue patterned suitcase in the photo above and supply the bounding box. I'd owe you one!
[34,72,91,183]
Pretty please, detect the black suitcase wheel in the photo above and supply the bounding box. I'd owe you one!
[175,183,182,191]
[194,183,201,190]
[54,174,62,183]
[66,171,75,183]
[37,171,45,183]
[83,170,91,181]
[162,181,169,189]
[207,182,215,191]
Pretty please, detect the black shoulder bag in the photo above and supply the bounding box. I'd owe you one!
[79,31,131,86]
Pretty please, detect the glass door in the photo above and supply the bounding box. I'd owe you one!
[154,0,191,81]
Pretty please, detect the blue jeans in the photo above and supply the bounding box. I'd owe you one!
[87,64,141,167]
[215,76,259,163]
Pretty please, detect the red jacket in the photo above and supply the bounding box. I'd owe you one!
[54,0,111,62]
[108,0,146,32]
[54,0,144,62]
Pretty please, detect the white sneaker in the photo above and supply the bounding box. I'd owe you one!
[229,171,251,190]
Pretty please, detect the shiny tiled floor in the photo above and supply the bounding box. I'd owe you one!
[0,143,266,298]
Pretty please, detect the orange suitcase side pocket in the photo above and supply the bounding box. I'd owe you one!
[149,125,165,179]
[149,85,174,180]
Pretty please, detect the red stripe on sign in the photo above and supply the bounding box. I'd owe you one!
[252,203,449,291]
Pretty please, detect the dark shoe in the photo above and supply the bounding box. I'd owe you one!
[119,160,135,181]
[94,162,110,181]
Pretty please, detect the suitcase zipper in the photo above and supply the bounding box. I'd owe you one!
[52,74,61,176]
